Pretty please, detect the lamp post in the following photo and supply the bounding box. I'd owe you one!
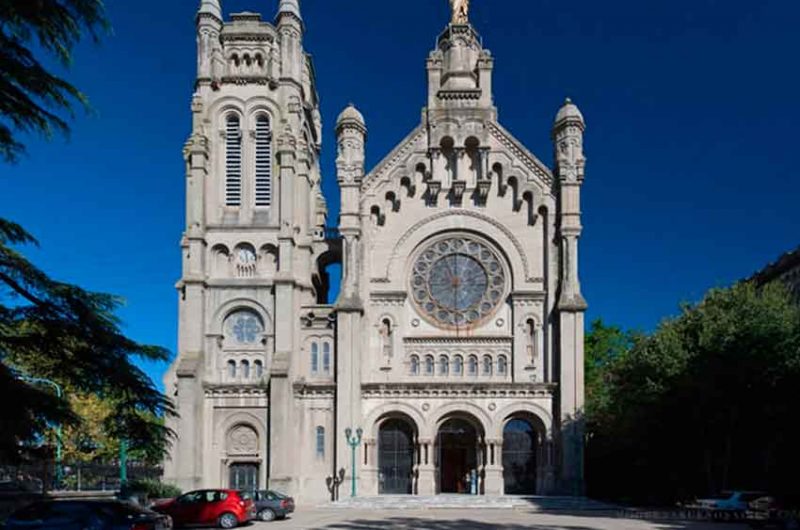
[17,375,64,490]
[344,427,362,498]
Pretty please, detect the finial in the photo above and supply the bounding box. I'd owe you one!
[198,0,222,21]
[564,97,573,105]
[450,0,470,25]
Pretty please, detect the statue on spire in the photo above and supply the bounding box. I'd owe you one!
[450,0,470,25]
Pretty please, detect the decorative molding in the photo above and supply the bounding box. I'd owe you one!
[203,384,269,398]
[488,122,553,186]
[369,291,407,306]
[361,126,426,193]
[381,209,535,283]
[404,336,511,345]
[361,382,555,400]
[292,382,336,399]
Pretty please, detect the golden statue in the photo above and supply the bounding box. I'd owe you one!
[450,0,470,25]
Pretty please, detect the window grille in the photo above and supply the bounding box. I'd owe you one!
[316,426,325,458]
[225,115,242,207]
[323,342,331,374]
[254,115,272,207]
[410,356,420,375]
[498,355,508,376]
[311,343,319,374]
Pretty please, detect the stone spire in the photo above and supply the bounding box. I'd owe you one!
[196,0,223,81]
[277,0,302,22]
[197,0,222,21]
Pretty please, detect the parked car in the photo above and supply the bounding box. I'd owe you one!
[697,491,768,513]
[250,490,295,522]
[748,494,800,529]
[152,489,254,529]
[3,499,172,530]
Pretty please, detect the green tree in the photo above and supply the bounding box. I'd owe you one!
[586,282,800,504]
[0,0,174,464]
[584,319,635,417]
[0,0,108,161]
[0,220,175,462]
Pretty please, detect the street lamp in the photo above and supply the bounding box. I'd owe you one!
[344,427,363,498]
[17,375,64,490]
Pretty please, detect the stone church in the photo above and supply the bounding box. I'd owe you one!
[164,0,588,503]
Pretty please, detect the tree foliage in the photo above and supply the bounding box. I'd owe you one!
[586,282,800,504]
[0,0,108,161]
[0,220,175,463]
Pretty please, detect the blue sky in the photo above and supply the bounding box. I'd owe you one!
[1,0,798,388]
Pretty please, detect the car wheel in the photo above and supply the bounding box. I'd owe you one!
[259,509,277,522]
[218,512,239,529]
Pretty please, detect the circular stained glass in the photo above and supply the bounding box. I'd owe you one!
[411,236,506,328]
[226,310,263,345]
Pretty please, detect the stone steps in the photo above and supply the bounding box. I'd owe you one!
[324,495,617,512]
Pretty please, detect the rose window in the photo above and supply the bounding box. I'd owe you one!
[411,237,506,328]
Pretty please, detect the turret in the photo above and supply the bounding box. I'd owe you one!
[196,0,223,81]
[552,97,587,495]
[336,105,367,302]
[552,98,587,309]
[276,0,304,82]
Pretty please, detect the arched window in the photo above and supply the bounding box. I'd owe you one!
[468,355,478,376]
[311,342,319,374]
[227,360,237,379]
[224,310,263,346]
[316,426,325,458]
[439,355,449,376]
[482,355,493,376]
[453,355,464,376]
[225,114,242,207]
[241,360,250,379]
[254,360,263,378]
[498,355,508,376]
[425,355,435,376]
[322,342,331,374]
[254,114,272,207]
[380,319,393,358]
[410,355,420,375]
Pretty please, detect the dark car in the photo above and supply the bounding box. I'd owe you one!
[250,490,295,522]
[3,499,172,530]
[152,489,254,529]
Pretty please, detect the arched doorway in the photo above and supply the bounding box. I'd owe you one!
[378,419,415,494]
[502,418,537,494]
[437,418,480,494]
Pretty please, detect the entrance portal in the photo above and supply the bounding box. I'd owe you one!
[502,419,537,494]
[437,418,479,494]
[378,419,415,494]
[229,463,259,492]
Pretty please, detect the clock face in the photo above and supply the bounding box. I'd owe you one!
[411,237,506,328]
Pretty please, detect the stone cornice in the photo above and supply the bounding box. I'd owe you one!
[488,122,553,187]
[293,382,336,399]
[361,126,425,193]
[203,384,269,398]
[403,336,511,345]
[361,382,555,399]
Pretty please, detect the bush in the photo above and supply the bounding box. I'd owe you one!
[121,479,181,500]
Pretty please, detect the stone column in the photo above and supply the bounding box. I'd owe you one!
[483,438,504,495]
[417,439,436,495]
[552,99,588,496]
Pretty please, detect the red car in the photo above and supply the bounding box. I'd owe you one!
[152,489,255,529]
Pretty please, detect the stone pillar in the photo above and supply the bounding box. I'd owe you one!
[552,98,588,496]
[483,438,504,495]
[417,439,436,495]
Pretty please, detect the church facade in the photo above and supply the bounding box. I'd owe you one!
[164,0,588,503]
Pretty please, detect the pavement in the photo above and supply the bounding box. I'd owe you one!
[249,508,751,529]
[243,497,751,529]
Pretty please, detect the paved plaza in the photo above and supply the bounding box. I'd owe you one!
[253,508,749,529]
